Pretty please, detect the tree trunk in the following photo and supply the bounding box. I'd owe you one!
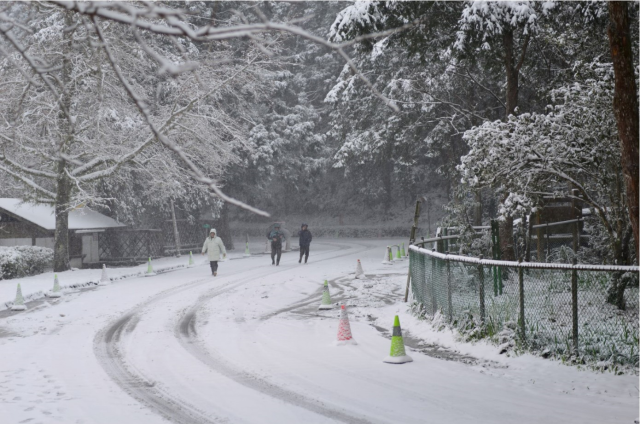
[473,190,482,226]
[497,28,519,261]
[53,11,75,272]
[607,1,640,262]
[54,166,71,272]
[503,28,519,117]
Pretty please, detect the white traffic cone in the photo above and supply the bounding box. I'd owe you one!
[355,259,365,279]
[99,264,110,285]
[382,246,393,265]
[49,274,62,298]
[335,305,357,345]
[264,240,270,254]
[11,283,27,311]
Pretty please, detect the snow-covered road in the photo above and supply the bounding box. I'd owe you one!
[0,239,637,424]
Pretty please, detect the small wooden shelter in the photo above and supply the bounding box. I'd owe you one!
[0,198,126,267]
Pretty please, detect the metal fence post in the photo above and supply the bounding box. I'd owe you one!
[431,252,438,315]
[478,254,485,324]
[446,252,453,322]
[571,258,579,353]
[518,259,525,341]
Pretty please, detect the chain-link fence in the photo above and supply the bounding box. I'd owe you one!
[409,246,639,368]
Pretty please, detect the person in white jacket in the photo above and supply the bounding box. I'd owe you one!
[201,229,227,276]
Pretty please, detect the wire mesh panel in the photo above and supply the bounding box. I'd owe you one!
[576,270,639,365]
[522,267,574,355]
[408,245,639,368]
[482,266,520,338]
[99,229,164,263]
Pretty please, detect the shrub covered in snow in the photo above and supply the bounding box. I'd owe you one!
[0,246,53,280]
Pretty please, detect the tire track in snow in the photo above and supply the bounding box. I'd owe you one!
[94,278,226,424]
[95,240,373,424]
[175,240,376,424]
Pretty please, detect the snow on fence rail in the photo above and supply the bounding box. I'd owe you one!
[408,246,639,369]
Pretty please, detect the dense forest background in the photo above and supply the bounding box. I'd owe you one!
[0,1,637,268]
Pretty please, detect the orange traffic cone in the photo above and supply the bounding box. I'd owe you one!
[335,305,357,345]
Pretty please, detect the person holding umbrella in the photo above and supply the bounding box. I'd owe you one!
[267,224,285,266]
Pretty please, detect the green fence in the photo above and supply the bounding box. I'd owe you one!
[409,246,639,368]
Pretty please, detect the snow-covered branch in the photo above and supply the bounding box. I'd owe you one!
[91,16,270,217]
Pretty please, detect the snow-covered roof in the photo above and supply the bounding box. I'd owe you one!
[0,198,125,231]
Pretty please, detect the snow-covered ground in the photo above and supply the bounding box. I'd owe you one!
[0,239,637,424]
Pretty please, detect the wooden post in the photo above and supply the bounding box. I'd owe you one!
[545,221,550,261]
[404,200,421,302]
[409,200,421,243]
[536,210,543,261]
[525,213,533,262]
[572,189,580,254]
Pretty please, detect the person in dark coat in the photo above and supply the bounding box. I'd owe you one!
[267,224,285,265]
[298,223,312,264]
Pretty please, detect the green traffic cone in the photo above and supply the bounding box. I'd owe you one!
[396,246,402,260]
[318,280,333,310]
[401,243,406,257]
[244,241,251,257]
[11,283,27,311]
[188,251,194,267]
[50,274,62,298]
[145,257,156,276]
[383,315,413,364]
[388,246,393,262]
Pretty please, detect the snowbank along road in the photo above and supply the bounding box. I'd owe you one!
[0,239,638,424]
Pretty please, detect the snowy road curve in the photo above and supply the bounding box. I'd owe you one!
[95,241,373,424]
[1,238,637,424]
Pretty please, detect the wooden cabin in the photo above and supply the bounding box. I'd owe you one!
[0,198,125,268]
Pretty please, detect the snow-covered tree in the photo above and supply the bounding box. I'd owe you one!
[459,62,635,307]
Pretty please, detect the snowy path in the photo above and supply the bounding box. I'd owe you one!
[0,239,637,424]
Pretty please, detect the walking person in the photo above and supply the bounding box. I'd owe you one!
[267,224,284,266]
[298,223,312,264]
[202,229,227,276]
